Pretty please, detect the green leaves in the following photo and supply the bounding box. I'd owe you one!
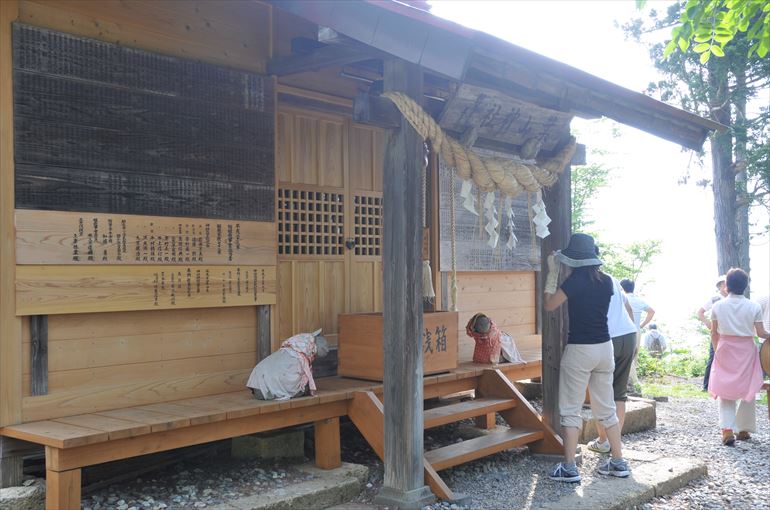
[663,0,770,62]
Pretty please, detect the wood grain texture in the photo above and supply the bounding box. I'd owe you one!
[338,312,458,381]
[30,315,47,396]
[45,467,81,509]
[12,23,275,221]
[18,0,270,72]
[16,265,276,315]
[381,59,425,494]
[313,417,341,469]
[16,209,277,266]
[0,0,22,428]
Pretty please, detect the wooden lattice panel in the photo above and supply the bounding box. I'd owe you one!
[278,188,344,256]
[353,194,382,257]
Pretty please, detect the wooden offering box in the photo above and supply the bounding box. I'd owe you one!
[338,311,458,381]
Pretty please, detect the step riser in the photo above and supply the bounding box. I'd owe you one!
[424,401,516,429]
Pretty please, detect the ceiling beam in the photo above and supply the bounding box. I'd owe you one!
[267,44,382,76]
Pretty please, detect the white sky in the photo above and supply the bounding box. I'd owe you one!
[429,0,770,344]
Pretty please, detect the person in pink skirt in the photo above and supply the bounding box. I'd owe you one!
[709,268,768,446]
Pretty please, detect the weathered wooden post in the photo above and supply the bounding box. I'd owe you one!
[540,166,571,430]
[375,59,434,509]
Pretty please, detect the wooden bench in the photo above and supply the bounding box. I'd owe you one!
[0,361,541,509]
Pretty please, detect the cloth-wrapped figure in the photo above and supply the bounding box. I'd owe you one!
[466,313,502,364]
[246,329,329,400]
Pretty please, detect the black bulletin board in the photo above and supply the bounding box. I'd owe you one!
[12,23,274,221]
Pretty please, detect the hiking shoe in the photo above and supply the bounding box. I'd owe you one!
[722,429,736,446]
[598,458,631,478]
[736,431,751,441]
[549,462,581,483]
[587,438,611,454]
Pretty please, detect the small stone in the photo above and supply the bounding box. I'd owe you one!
[194,503,207,508]
[366,483,373,489]
[22,479,36,486]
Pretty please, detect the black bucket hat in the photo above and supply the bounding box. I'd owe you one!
[555,233,603,268]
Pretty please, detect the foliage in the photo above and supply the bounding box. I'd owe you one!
[641,0,770,61]
[640,381,710,398]
[600,240,663,282]
[636,343,708,378]
[571,163,610,233]
[624,3,770,275]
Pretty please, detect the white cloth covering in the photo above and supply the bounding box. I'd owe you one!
[246,333,319,400]
[643,330,667,353]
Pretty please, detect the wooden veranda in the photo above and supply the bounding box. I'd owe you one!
[0,1,721,509]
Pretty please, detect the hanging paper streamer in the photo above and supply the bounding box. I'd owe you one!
[504,196,518,250]
[531,195,551,239]
[460,179,478,216]
[483,192,499,248]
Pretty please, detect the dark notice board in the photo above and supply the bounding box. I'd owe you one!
[439,149,541,272]
[12,23,274,221]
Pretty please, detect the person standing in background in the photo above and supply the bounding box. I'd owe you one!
[699,275,728,391]
[619,279,655,391]
[708,268,767,446]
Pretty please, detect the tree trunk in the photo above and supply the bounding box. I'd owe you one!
[732,58,751,292]
[708,58,741,276]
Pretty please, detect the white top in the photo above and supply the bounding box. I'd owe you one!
[643,330,667,352]
[754,294,770,331]
[607,278,637,338]
[711,294,762,337]
[701,294,723,313]
[626,294,650,330]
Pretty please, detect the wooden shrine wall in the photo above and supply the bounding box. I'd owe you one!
[453,271,538,363]
[4,0,276,423]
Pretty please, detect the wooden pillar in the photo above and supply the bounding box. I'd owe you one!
[313,417,341,469]
[375,60,434,510]
[45,468,81,510]
[257,305,271,361]
[540,166,571,430]
[0,437,22,488]
[474,413,496,430]
[31,315,49,396]
[0,0,22,429]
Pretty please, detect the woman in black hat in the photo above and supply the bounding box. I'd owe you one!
[543,233,630,482]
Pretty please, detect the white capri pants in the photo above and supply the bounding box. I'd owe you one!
[559,341,619,429]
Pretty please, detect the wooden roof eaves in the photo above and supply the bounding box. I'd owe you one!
[269,0,726,151]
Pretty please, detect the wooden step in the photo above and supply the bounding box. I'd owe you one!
[423,398,515,429]
[424,427,544,471]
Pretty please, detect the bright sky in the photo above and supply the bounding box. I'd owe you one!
[430,1,770,345]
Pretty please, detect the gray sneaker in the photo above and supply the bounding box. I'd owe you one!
[549,462,581,483]
[598,458,630,478]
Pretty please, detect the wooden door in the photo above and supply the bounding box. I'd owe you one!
[347,123,384,314]
[275,108,383,347]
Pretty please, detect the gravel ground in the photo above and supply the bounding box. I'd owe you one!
[77,387,770,510]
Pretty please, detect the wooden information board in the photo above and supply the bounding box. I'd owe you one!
[16,210,276,266]
[16,265,276,315]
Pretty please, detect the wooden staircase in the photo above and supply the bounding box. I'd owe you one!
[347,369,562,500]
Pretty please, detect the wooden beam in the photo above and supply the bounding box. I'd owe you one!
[268,44,380,76]
[0,0,21,428]
[257,305,271,361]
[353,93,400,129]
[377,59,434,509]
[0,437,23,488]
[30,315,48,396]
[540,166,571,431]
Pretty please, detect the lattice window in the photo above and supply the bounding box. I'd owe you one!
[278,188,344,256]
[353,194,383,256]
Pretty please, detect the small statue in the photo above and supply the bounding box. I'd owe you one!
[466,313,502,364]
[246,329,329,400]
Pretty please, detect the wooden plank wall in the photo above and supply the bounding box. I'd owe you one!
[454,271,538,362]
[20,307,258,422]
[3,0,273,424]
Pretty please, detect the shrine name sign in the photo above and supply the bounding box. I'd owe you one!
[337,311,459,381]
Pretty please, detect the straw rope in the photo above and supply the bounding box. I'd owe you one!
[382,92,576,198]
